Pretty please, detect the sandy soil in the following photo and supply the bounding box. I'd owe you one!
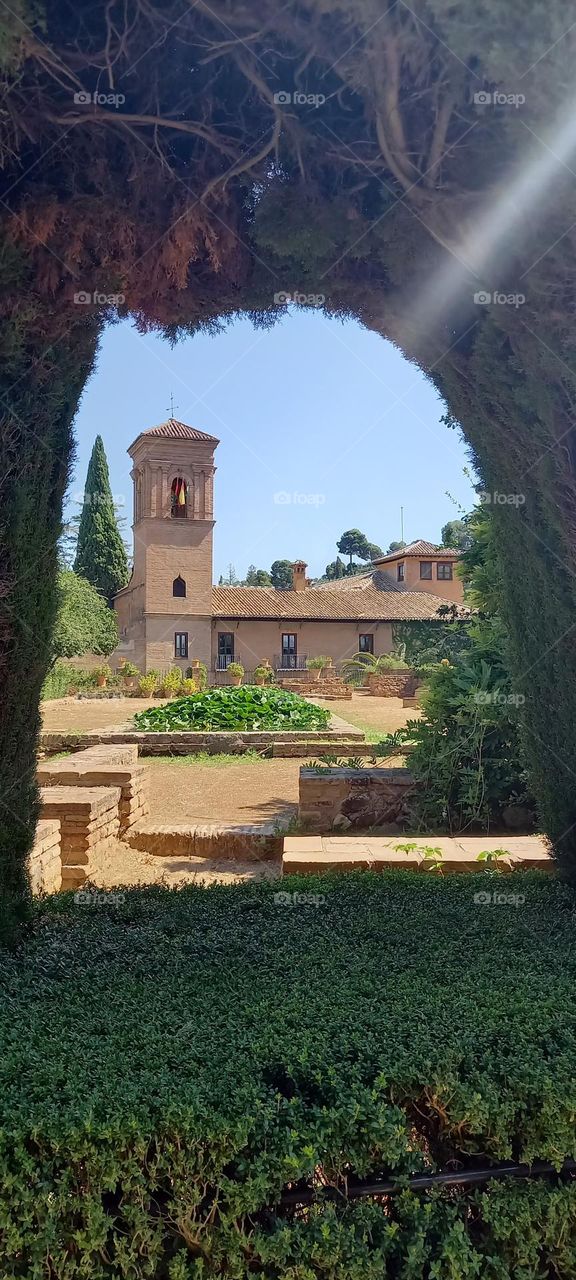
[147,757,300,825]
[41,697,162,732]
[89,837,279,889]
[313,691,421,736]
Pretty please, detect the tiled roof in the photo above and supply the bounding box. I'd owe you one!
[373,540,461,563]
[136,419,220,444]
[315,569,404,593]
[212,586,451,622]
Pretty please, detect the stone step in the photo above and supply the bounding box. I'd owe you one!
[125,821,286,861]
[282,834,551,876]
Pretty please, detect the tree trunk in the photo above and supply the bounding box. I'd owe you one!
[0,309,100,941]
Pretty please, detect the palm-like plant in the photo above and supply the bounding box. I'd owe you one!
[341,652,407,685]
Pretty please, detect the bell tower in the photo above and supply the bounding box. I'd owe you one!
[114,418,219,672]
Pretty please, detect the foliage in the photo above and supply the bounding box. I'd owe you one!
[245,564,272,586]
[306,655,331,670]
[120,661,139,677]
[254,664,273,682]
[41,663,98,700]
[133,686,331,731]
[218,563,240,586]
[393,620,473,668]
[93,663,112,680]
[2,873,576,1275]
[341,652,408,685]
[138,673,158,698]
[187,661,208,691]
[324,556,346,580]
[51,571,118,663]
[160,667,184,697]
[73,437,129,603]
[227,661,244,678]
[441,519,473,550]
[403,628,535,831]
[387,540,406,553]
[181,677,197,694]
[337,529,382,570]
[270,559,293,591]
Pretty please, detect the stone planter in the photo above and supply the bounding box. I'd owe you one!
[96,675,107,688]
[299,766,416,832]
[230,675,242,687]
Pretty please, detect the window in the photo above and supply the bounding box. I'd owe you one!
[171,476,188,518]
[437,562,453,580]
[397,563,405,582]
[174,632,188,658]
[359,634,374,654]
[282,633,297,668]
[217,632,234,669]
[419,561,432,580]
[173,575,186,598]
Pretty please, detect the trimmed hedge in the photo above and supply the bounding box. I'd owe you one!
[1,873,576,1276]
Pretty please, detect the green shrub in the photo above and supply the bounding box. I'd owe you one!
[159,667,184,697]
[137,672,159,698]
[403,621,534,831]
[41,663,97,700]
[133,685,331,731]
[306,654,331,670]
[1,873,576,1276]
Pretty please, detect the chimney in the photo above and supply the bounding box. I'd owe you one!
[292,560,308,592]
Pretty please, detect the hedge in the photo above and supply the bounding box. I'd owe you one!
[1,872,576,1277]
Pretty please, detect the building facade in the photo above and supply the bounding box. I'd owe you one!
[114,420,463,675]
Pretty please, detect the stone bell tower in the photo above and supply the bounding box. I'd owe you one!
[114,418,219,673]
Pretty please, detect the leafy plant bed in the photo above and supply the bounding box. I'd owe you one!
[2,872,576,1277]
[133,685,331,732]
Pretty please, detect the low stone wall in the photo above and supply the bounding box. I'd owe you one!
[39,717,364,756]
[125,823,282,860]
[367,672,419,697]
[28,819,61,894]
[39,786,121,889]
[299,767,416,832]
[38,744,149,835]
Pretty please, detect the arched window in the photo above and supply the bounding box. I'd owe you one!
[173,575,186,598]
[171,476,188,518]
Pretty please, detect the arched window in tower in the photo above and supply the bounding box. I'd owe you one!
[171,476,188,518]
[173,575,186,598]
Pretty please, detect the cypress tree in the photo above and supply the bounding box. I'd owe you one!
[74,436,129,603]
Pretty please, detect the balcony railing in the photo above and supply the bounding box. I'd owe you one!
[215,654,234,670]
[274,654,308,671]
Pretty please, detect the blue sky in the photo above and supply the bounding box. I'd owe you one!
[69,310,477,581]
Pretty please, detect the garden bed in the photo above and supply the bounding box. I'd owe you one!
[1,872,575,1277]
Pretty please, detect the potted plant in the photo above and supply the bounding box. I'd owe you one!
[253,664,268,687]
[121,660,139,686]
[181,677,197,694]
[138,671,159,698]
[228,661,244,687]
[306,655,330,682]
[187,661,207,690]
[94,663,112,689]
[160,667,184,698]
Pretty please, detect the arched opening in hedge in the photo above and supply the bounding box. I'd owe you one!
[2,0,576,934]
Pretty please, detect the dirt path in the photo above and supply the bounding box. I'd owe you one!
[41,697,162,732]
[146,756,301,825]
[312,692,421,738]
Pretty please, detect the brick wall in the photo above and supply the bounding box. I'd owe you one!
[367,672,419,697]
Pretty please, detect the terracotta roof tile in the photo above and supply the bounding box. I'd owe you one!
[373,540,461,563]
[212,586,451,622]
[136,418,220,444]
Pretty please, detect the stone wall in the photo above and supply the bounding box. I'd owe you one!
[367,672,419,697]
[299,767,416,832]
[28,819,61,894]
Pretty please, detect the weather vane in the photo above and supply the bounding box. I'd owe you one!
[168,391,178,418]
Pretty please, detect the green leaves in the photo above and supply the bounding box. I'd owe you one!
[2,873,576,1275]
[133,687,331,732]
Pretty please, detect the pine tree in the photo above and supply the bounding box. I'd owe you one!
[74,436,129,603]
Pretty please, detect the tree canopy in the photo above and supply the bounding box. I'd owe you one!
[270,560,293,591]
[441,520,474,551]
[74,437,129,604]
[52,571,118,663]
